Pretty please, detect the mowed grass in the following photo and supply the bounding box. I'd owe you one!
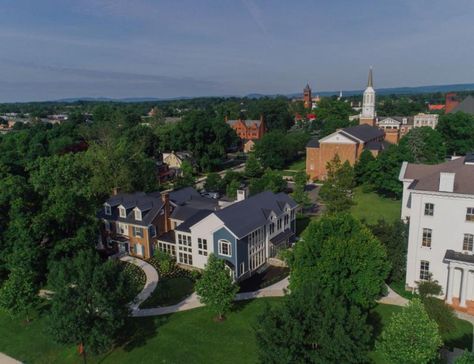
[139,277,194,309]
[1,300,471,364]
[351,187,401,224]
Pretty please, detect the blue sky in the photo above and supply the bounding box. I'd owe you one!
[0,0,473,102]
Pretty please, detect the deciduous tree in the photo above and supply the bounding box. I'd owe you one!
[376,299,442,364]
[195,254,238,320]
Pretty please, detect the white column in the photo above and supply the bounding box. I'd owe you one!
[460,268,469,308]
[446,264,455,304]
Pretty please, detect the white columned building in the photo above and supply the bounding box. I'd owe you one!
[400,154,474,312]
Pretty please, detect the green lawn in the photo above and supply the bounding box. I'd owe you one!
[0,299,471,364]
[351,187,401,224]
[139,277,194,309]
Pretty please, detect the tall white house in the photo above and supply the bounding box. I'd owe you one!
[399,154,474,313]
[359,67,376,126]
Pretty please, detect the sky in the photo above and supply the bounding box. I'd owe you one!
[0,0,473,102]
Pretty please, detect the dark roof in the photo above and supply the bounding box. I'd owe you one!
[341,124,385,142]
[167,187,201,205]
[175,210,213,233]
[450,96,474,115]
[226,119,262,128]
[170,205,201,221]
[99,192,164,226]
[444,250,474,264]
[157,230,175,244]
[214,191,297,239]
[364,140,390,151]
[306,138,320,148]
[270,229,294,245]
[401,156,474,194]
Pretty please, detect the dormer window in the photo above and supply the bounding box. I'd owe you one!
[104,204,111,216]
[119,206,126,218]
[134,209,142,221]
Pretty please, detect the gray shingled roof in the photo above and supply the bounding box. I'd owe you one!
[450,96,474,115]
[445,250,474,264]
[99,192,164,226]
[214,191,297,239]
[175,210,213,233]
[306,138,320,148]
[364,140,391,151]
[402,156,474,194]
[226,119,262,128]
[341,124,385,142]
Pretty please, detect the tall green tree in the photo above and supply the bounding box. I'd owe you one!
[398,127,446,164]
[437,112,474,155]
[0,268,39,322]
[289,213,390,310]
[256,285,372,363]
[47,250,130,360]
[354,149,375,185]
[376,299,442,364]
[204,172,222,192]
[195,254,238,320]
[249,169,286,195]
[244,153,262,178]
[292,170,310,207]
[319,155,355,214]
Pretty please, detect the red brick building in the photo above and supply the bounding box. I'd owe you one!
[226,116,266,141]
[306,125,387,181]
[303,84,312,109]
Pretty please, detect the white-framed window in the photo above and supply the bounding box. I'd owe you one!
[119,206,126,218]
[134,209,142,221]
[277,218,282,230]
[424,203,434,216]
[463,234,474,252]
[104,220,111,232]
[133,226,144,238]
[218,239,232,257]
[149,226,156,237]
[198,238,208,256]
[240,262,245,276]
[104,204,111,215]
[422,228,432,248]
[158,242,176,256]
[419,260,430,280]
[178,252,193,265]
[467,208,474,222]
[116,222,128,235]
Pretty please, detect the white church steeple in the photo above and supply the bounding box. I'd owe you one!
[360,67,376,126]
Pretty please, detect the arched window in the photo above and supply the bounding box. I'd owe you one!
[218,239,232,257]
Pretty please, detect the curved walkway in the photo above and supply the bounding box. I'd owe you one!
[133,276,290,317]
[120,256,159,312]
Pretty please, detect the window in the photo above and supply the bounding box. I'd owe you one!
[198,238,208,256]
[284,214,289,226]
[277,218,282,230]
[463,234,474,252]
[104,204,111,215]
[424,203,434,216]
[158,242,176,256]
[218,240,232,257]
[178,252,193,265]
[149,226,156,237]
[133,226,144,238]
[467,208,474,222]
[419,261,430,280]
[269,223,275,234]
[134,209,142,221]
[240,262,245,277]
[116,222,128,235]
[422,228,432,248]
[119,206,126,218]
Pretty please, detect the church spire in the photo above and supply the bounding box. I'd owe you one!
[367,66,373,87]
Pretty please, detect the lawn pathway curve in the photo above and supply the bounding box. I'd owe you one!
[120,256,159,312]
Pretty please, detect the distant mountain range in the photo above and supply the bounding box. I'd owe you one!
[53,82,474,103]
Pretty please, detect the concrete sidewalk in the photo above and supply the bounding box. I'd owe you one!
[0,353,21,364]
[120,256,159,312]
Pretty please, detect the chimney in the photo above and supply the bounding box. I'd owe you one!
[112,187,121,196]
[439,172,455,193]
[236,188,248,202]
[161,191,171,232]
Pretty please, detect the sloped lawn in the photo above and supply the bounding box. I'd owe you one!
[351,187,401,224]
[0,300,471,363]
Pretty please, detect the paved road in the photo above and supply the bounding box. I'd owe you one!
[0,353,21,364]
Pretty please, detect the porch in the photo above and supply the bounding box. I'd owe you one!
[445,250,474,315]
